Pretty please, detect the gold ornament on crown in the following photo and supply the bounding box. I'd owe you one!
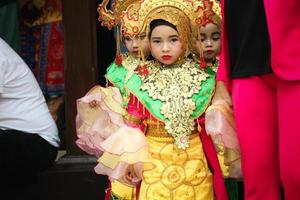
[211,0,221,19]
[97,0,140,30]
[201,0,221,27]
[97,0,219,66]
[120,0,207,37]
[97,0,142,66]
[97,0,221,33]
[116,0,213,55]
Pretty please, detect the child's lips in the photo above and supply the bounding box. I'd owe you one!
[162,55,172,60]
[205,50,214,54]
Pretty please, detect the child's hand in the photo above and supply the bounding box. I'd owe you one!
[122,164,141,185]
[228,159,243,180]
[212,81,232,107]
[88,100,100,109]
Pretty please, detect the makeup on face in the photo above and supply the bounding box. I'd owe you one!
[123,32,150,58]
[149,25,183,65]
[195,22,221,64]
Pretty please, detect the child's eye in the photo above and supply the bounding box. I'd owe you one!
[170,38,179,42]
[152,40,160,43]
[124,37,132,42]
[140,34,146,40]
[212,33,220,41]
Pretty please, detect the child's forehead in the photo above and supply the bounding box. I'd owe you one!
[200,22,220,31]
[150,25,179,36]
[122,31,147,38]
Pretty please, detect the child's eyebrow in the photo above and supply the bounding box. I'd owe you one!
[151,37,161,40]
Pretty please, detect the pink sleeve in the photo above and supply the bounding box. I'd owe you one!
[217,0,231,92]
[94,124,152,184]
[95,95,153,184]
[75,86,125,157]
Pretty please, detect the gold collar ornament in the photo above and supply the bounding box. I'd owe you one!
[140,59,209,149]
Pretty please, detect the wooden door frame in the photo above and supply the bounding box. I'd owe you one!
[62,0,98,155]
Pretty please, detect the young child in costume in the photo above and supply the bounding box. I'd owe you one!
[99,0,150,104]
[92,0,230,199]
[104,33,150,200]
[191,1,242,199]
[190,0,241,174]
[76,1,150,199]
[104,30,150,103]
[192,0,222,71]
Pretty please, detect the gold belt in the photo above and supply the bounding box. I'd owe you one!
[145,119,199,138]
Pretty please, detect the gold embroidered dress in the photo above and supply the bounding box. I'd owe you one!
[95,58,218,200]
[79,0,232,199]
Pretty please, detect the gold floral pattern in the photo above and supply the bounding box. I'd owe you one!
[140,59,208,149]
[140,135,213,199]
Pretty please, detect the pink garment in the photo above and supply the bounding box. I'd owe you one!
[94,124,148,183]
[205,103,239,150]
[198,118,229,200]
[263,0,300,80]
[217,0,300,90]
[217,1,300,198]
[232,74,300,200]
[75,87,150,184]
[217,0,231,91]
[126,95,150,131]
[75,86,125,157]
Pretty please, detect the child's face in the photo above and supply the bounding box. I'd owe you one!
[195,22,221,62]
[123,32,150,58]
[149,25,183,65]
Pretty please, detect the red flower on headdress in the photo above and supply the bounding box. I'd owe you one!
[198,0,215,26]
[115,54,122,66]
[134,63,149,76]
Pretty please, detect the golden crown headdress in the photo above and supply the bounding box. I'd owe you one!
[97,0,142,65]
[201,0,221,28]
[114,0,215,57]
[97,0,140,30]
[97,0,221,66]
[119,0,207,37]
[97,0,221,32]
